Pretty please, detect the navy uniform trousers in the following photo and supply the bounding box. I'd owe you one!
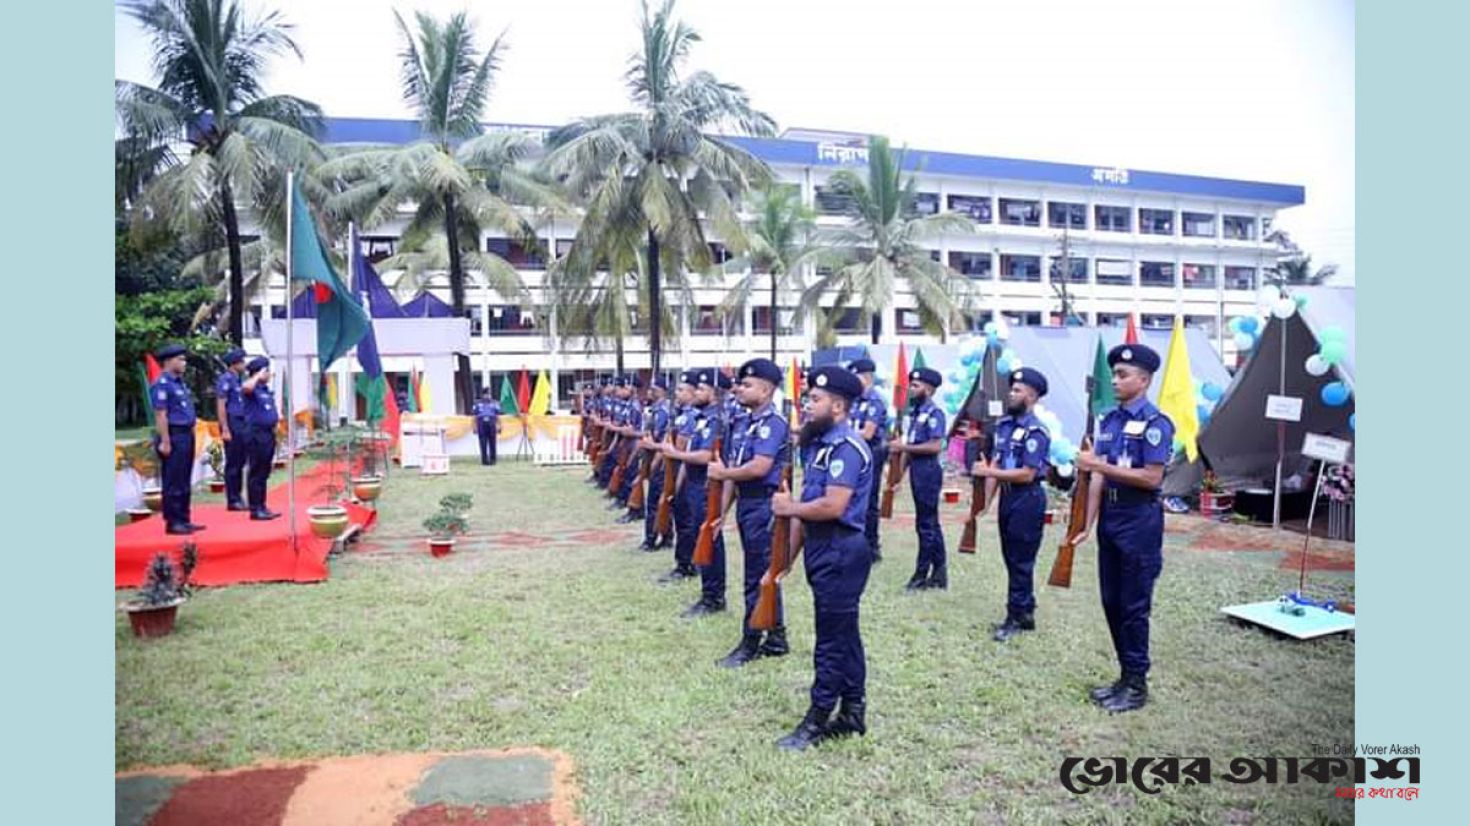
[617,448,640,503]
[997,483,1047,619]
[684,476,726,603]
[224,414,249,504]
[476,424,497,465]
[909,457,945,577]
[155,425,196,526]
[804,525,873,713]
[736,493,782,631]
[1097,499,1165,676]
[643,461,669,545]
[864,444,886,558]
[245,423,277,511]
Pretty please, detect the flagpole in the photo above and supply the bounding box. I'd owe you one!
[286,171,298,553]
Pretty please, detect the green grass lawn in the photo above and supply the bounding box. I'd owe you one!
[117,460,1354,824]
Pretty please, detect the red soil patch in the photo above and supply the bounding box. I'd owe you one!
[1187,523,1288,552]
[149,766,309,826]
[560,529,635,545]
[398,802,555,826]
[1278,550,1355,572]
[489,532,552,548]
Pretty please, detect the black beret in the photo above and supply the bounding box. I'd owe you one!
[222,347,246,365]
[679,370,699,387]
[738,358,783,385]
[1108,344,1161,373]
[807,365,863,400]
[716,371,733,390]
[246,356,270,373]
[653,375,671,391]
[155,342,187,361]
[909,367,943,388]
[1009,367,1048,397]
[847,357,877,374]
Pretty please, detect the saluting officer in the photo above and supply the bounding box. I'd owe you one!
[708,358,791,667]
[971,367,1052,642]
[241,357,281,521]
[1071,344,1175,714]
[892,367,948,590]
[847,358,889,563]
[151,343,205,535]
[771,365,873,751]
[214,347,249,511]
[661,369,728,616]
[636,376,675,548]
[657,370,702,584]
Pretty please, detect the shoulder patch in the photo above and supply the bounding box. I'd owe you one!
[830,458,845,479]
[1146,426,1163,446]
[1026,437,1039,453]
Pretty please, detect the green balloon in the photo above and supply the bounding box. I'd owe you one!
[1319,325,1346,343]
[1319,340,1346,365]
[1294,294,1309,309]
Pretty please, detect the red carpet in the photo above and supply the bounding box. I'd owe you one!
[116,464,377,589]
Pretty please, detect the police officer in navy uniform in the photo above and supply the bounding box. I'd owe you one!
[661,369,728,616]
[240,356,282,521]
[970,367,1052,642]
[1071,344,1175,714]
[708,358,791,667]
[847,358,888,563]
[771,365,873,750]
[891,367,948,590]
[151,343,206,535]
[636,376,674,547]
[614,376,647,511]
[472,388,502,466]
[657,370,702,584]
[214,347,250,511]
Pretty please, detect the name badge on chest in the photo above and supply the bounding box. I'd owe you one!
[1123,419,1147,436]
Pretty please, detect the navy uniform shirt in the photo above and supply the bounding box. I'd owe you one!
[243,381,279,428]
[724,397,749,464]
[800,420,873,532]
[673,403,694,443]
[624,399,644,431]
[650,399,672,441]
[216,370,245,418]
[991,412,1050,482]
[151,373,197,427]
[1096,398,1175,492]
[472,400,501,426]
[852,386,890,448]
[733,403,791,494]
[906,399,947,460]
[685,404,723,485]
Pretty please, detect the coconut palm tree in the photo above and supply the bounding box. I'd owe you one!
[714,185,841,359]
[315,13,569,411]
[543,0,776,375]
[805,135,978,345]
[1264,228,1338,286]
[116,0,324,345]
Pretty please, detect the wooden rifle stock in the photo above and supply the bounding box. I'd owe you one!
[958,422,990,554]
[1049,376,1098,588]
[691,426,725,567]
[653,430,679,536]
[608,432,633,494]
[753,407,798,630]
[880,448,906,519]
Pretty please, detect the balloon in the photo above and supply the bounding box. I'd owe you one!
[1294,294,1309,309]
[1304,354,1330,376]
[1348,413,1355,432]
[993,319,1012,341]
[987,331,1000,348]
[1271,297,1297,319]
[1054,463,1075,478]
[1227,317,1244,334]
[1319,340,1347,366]
[1259,284,1281,303]
[1321,381,1350,407]
[1233,332,1255,350]
[982,321,997,335]
[1197,404,1212,424]
[1238,317,1260,335]
[1201,382,1223,402]
[996,358,1012,375]
[1318,325,1346,342]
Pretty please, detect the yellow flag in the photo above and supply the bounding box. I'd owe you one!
[1157,318,1201,462]
[417,374,432,414]
[529,369,552,416]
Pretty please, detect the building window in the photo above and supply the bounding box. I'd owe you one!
[1095,258,1133,286]
[553,239,574,259]
[1185,314,1219,339]
[814,185,855,215]
[753,306,797,336]
[948,251,992,279]
[465,306,484,336]
[1051,310,1090,327]
[831,307,865,333]
[908,192,940,217]
[1182,263,1216,290]
[486,238,547,268]
[1048,202,1086,229]
[487,305,538,335]
[1141,313,1175,330]
[1048,256,1088,283]
[999,198,1042,227]
[1139,208,1175,236]
[707,242,732,265]
[362,235,398,263]
[1095,205,1131,233]
[694,305,742,336]
[1140,261,1176,288]
[948,195,992,223]
[1182,212,1216,238]
[1096,312,1129,327]
[896,308,925,333]
[1000,254,1042,282]
[1223,266,1256,290]
[1222,215,1257,240]
[1002,311,1042,327]
[956,309,994,332]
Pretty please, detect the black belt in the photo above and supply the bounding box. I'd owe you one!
[1000,481,1041,493]
[166,423,194,433]
[1104,487,1160,506]
[737,484,775,499]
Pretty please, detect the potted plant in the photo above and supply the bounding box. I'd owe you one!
[349,429,385,503]
[121,543,198,638]
[206,440,226,493]
[424,492,473,557]
[1199,471,1234,517]
[304,428,360,539]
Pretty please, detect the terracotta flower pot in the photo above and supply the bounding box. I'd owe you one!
[351,476,383,502]
[124,597,184,638]
[1044,510,1057,525]
[942,488,961,505]
[127,508,154,523]
[142,487,164,512]
[428,537,456,558]
[307,505,350,539]
[208,480,226,493]
[1200,491,1234,517]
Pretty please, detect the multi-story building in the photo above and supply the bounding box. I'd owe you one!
[244,118,1304,411]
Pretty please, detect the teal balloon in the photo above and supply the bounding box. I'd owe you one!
[1319,340,1346,365]
[1321,381,1350,407]
[1227,317,1243,333]
[1233,332,1255,350]
[1348,413,1355,431]
[1319,325,1346,342]
[1239,317,1260,335]
[1294,294,1309,309]
[1201,382,1224,402]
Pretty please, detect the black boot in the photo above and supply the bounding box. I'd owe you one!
[681,598,726,618]
[924,566,948,590]
[717,633,764,668]
[993,613,1035,642]
[905,571,928,591]
[1089,673,1126,704]
[250,509,281,521]
[616,512,640,524]
[776,707,832,752]
[758,626,790,657]
[1101,672,1149,714]
[227,500,249,512]
[827,699,867,738]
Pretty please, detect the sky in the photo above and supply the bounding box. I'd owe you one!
[115,0,1355,282]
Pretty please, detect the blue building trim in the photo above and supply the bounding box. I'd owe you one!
[319,117,1304,206]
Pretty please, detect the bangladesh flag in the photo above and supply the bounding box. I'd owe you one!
[499,374,519,416]
[289,178,369,371]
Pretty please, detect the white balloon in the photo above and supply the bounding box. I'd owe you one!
[1055,463,1075,478]
[1304,354,1330,376]
[993,319,1012,341]
[1271,297,1296,319]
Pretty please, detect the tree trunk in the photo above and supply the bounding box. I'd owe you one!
[615,336,625,374]
[647,229,662,376]
[870,310,881,346]
[443,192,473,413]
[220,180,246,345]
[769,271,778,361]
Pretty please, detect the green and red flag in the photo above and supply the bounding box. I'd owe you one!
[288,179,369,372]
[499,373,520,416]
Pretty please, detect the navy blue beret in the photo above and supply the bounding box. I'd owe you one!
[1108,344,1161,373]
[847,357,877,374]
[738,358,783,386]
[679,370,699,387]
[222,347,246,365]
[909,367,943,388]
[653,375,670,391]
[807,365,863,400]
[1009,367,1048,397]
[155,342,187,361]
[246,356,270,373]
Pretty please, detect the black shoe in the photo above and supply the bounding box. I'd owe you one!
[905,573,928,591]
[1101,673,1149,714]
[637,539,656,551]
[606,501,624,511]
[925,567,948,590]
[1089,676,1125,704]
[827,699,867,738]
[165,523,194,535]
[681,599,726,618]
[226,501,249,512]
[250,509,281,521]
[653,535,672,550]
[185,523,208,532]
[758,626,790,657]
[717,634,764,668]
[641,542,664,553]
[872,551,883,564]
[616,512,640,524]
[776,707,832,752]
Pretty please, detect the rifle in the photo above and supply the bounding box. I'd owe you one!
[653,423,680,536]
[691,415,726,567]
[608,425,634,495]
[626,406,656,512]
[752,401,800,630]
[957,420,991,554]
[879,411,906,519]
[1048,375,1097,588]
